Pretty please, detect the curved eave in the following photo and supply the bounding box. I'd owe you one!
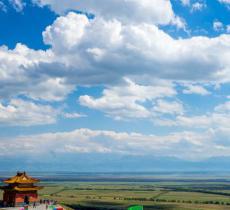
[14,186,43,191]
[0,185,43,191]
[4,180,39,184]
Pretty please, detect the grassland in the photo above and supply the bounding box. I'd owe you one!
[35,180,230,209]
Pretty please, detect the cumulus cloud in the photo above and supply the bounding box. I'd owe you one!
[182,84,211,95]
[43,13,90,51]
[40,13,230,84]
[1,127,230,160]
[79,78,176,120]
[0,99,58,126]
[34,0,185,28]
[213,20,224,32]
[0,0,230,163]
[1,12,230,104]
[153,100,184,115]
[155,100,230,130]
[0,43,75,101]
[1,7,230,131]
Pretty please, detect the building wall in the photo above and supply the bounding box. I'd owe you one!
[3,191,16,207]
[3,191,38,207]
[15,192,38,204]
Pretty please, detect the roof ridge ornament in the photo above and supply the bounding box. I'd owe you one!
[3,171,39,184]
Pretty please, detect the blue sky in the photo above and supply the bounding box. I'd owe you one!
[1,0,230,171]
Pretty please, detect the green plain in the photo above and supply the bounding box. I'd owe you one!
[27,181,230,209]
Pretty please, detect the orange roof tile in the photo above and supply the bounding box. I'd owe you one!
[0,186,43,191]
[14,186,43,191]
[3,172,40,184]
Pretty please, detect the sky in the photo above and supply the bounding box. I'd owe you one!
[1,0,230,171]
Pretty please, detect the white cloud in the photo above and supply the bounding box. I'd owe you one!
[215,101,230,112]
[0,0,230,162]
[43,13,90,52]
[63,112,87,119]
[0,1,7,12]
[26,78,75,102]
[153,100,184,115]
[182,84,211,95]
[191,2,206,12]
[213,20,224,32]
[218,0,230,9]
[0,128,211,158]
[227,25,230,33]
[1,12,230,105]
[1,127,230,160]
[218,0,230,5]
[9,0,25,12]
[213,22,230,34]
[0,43,75,101]
[155,100,230,130]
[41,13,230,84]
[0,99,58,126]
[79,78,176,120]
[34,0,185,28]
[180,0,190,6]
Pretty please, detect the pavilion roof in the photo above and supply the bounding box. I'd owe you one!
[0,186,43,191]
[3,172,40,184]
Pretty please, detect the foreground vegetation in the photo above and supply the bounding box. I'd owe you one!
[35,180,230,209]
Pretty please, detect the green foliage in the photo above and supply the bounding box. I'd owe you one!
[128,205,143,210]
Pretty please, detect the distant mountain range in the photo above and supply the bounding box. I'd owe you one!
[1,154,230,172]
